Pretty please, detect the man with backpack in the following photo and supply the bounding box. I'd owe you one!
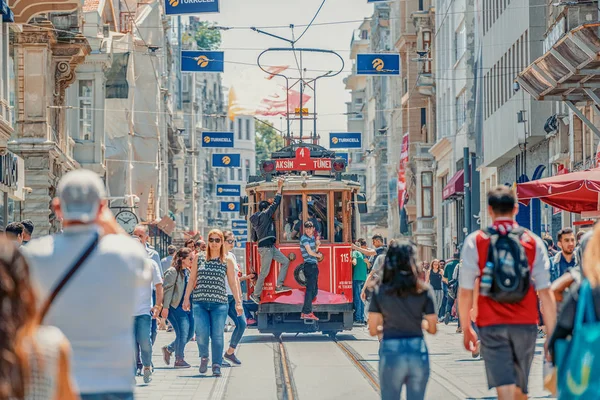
[458,186,556,400]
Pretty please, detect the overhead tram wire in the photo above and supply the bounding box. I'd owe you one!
[20,22,546,75]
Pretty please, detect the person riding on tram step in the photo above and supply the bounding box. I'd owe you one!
[300,221,322,321]
[249,177,292,304]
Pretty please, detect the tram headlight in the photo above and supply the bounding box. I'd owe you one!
[260,160,276,174]
[332,158,347,173]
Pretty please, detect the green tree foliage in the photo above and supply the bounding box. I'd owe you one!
[189,21,221,50]
[255,120,284,167]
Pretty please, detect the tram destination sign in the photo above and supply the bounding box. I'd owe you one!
[273,148,332,172]
[165,0,220,15]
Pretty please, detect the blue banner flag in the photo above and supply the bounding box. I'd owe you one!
[165,0,220,16]
[232,229,248,236]
[202,132,234,148]
[336,152,349,163]
[235,241,247,249]
[330,133,362,149]
[216,184,241,197]
[212,153,241,167]
[231,220,247,228]
[181,51,224,73]
[220,201,240,212]
[356,54,400,75]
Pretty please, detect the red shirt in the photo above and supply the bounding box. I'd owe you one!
[460,218,550,328]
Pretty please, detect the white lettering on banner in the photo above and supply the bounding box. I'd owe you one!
[182,0,215,3]
[210,138,232,142]
[337,138,360,143]
[276,160,294,169]
[313,159,331,169]
[220,188,239,193]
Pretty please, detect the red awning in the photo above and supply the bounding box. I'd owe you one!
[443,170,465,200]
[517,168,600,213]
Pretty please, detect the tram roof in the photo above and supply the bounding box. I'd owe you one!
[245,175,361,192]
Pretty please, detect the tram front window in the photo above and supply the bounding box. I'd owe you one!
[282,194,303,241]
[307,194,328,240]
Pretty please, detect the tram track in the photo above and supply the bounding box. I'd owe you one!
[273,337,299,400]
[334,339,381,393]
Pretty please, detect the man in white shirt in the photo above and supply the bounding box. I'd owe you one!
[132,236,163,383]
[23,169,151,400]
[133,224,164,346]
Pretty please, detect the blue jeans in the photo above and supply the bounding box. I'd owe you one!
[439,283,448,319]
[353,280,365,322]
[134,314,152,368]
[193,301,229,366]
[167,305,194,360]
[243,300,258,320]
[379,337,430,400]
[228,295,247,349]
[81,393,133,400]
[151,290,158,344]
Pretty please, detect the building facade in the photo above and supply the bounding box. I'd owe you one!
[0,1,26,229]
[517,1,600,237]
[481,0,550,237]
[8,0,90,236]
[432,0,479,258]
[388,0,436,259]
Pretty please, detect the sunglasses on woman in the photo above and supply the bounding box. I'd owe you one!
[226,239,236,244]
[208,238,221,243]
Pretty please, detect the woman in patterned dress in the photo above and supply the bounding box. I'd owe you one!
[183,229,243,377]
[0,237,77,400]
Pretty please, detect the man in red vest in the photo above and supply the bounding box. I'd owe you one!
[458,186,556,400]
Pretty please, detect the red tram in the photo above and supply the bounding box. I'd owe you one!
[241,144,367,337]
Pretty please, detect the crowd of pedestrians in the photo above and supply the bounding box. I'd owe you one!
[364,185,600,399]
[0,170,258,399]
[4,167,600,400]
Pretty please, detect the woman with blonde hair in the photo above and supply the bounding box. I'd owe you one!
[0,237,77,400]
[183,229,243,377]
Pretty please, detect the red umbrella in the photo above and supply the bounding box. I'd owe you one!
[517,168,600,213]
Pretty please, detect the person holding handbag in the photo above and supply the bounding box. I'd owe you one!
[0,237,77,400]
[161,248,196,368]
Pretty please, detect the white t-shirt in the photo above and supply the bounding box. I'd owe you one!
[134,258,163,316]
[23,224,151,395]
[225,252,239,296]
